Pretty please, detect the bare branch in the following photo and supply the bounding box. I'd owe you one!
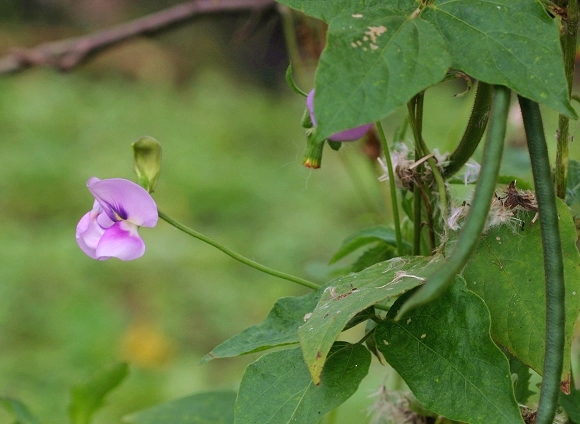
[0,0,276,75]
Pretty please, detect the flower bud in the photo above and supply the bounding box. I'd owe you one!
[306,90,373,141]
[132,136,162,193]
[303,131,324,169]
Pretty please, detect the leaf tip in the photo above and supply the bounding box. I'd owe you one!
[199,353,215,365]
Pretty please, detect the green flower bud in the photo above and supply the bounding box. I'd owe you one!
[302,131,324,169]
[132,136,162,193]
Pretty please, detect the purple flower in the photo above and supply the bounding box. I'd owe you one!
[76,177,158,261]
[306,90,373,141]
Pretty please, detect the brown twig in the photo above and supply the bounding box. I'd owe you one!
[0,0,276,74]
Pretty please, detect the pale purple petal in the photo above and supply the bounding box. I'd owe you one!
[328,124,373,141]
[306,89,372,142]
[87,178,158,227]
[95,221,146,261]
[306,89,318,127]
[76,201,107,259]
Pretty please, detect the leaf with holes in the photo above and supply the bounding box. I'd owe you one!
[299,255,442,384]
[312,8,451,141]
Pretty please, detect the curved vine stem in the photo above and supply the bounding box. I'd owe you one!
[518,96,566,424]
[376,121,404,255]
[158,210,320,290]
[443,82,493,178]
[396,85,510,320]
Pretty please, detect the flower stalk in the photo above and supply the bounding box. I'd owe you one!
[158,210,320,290]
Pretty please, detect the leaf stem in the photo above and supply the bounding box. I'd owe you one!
[376,121,404,255]
[158,210,320,290]
[555,0,578,199]
[396,85,510,320]
[518,96,566,424]
[443,82,493,178]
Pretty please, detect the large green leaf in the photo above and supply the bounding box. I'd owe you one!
[123,391,236,424]
[234,342,370,424]
[462,199,580,379]
[376,276,524,424]
[200,291,321,364]
[0,397,41,424]
[299,255,443,384]
[422,0,575,118]
[68,362,128,424]
[276,0,417,22]
[312,8,451,140]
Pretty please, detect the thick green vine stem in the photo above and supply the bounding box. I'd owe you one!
[376,121,404,255]
[158,210,320,290]
[518,96,566,424]
[395,85,510,320]
[443,82,493,179]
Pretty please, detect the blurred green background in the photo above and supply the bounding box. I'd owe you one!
[0,1,572,423]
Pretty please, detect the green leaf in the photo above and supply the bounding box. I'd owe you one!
[422,0,575,118]
[462,199,580,379]
[330,225,401,263]
[68,362,129,424]
[200,291,322,364]
[313,8,451,141]
[276,0,417,22]
[0,397,41,424]
[351,243,394,272]
[508,355,535,405]
[234,342,370,424]
[299,255,443,384]
[375,276,524,424]
[559,386,580,423]
[123,391,236,424]
[566,159,580,207]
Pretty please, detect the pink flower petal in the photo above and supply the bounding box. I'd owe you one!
[328,124,373,142]
[76,201,107,259]
[87,178,158,227]
[306,90,318,127]
[95,221,146,261]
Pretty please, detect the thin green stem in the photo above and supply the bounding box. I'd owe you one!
[396,85,510,320]
[393,116,409,142]
[158,210,320,290]
[555,0,578,199]
[412,184,422,256]
[408,97,425,256]
[443,82,493,178]
[376,120,404,255]
[518,96,566,424]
